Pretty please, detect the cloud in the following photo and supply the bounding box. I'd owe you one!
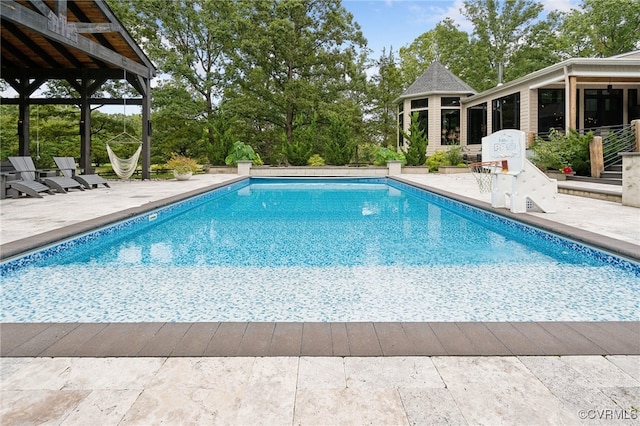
[541,0,581,13]
[407,0,472,32]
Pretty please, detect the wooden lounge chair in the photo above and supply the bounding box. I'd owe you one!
[8,156,84,194]
[54,157,110,189]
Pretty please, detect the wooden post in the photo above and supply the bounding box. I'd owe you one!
[527,131,535,148]
[633,119,640,152]
[569,76,577,131]
[590,136,604,178]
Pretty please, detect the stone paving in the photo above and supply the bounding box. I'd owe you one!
[2,356,639,425]
[1,173,639,425]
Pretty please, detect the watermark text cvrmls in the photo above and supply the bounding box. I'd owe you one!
[578,408,638,420]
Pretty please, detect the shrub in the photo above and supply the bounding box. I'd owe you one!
[530,129,592,175]
[166,154,200,174]
[402,112,428,166]
[323,114,355,165]
[307,154,325,166]
[374,147,406,166]
[225,141,262,166]
[425,151,448,172]
[356,143,379,165]
[444,146,463,166]
[283,140,313,166]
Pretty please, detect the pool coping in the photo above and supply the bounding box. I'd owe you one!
[1,322,638,357]
[1,176,638,357]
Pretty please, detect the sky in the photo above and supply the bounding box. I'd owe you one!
[341,0,581,60]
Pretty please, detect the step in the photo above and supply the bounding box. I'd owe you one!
[601,171,622,179]
[607,164,622,172]
[566,175,622,186]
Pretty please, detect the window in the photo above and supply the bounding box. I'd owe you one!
[417,110,428,140]
[538,89,565,134]
[411,98,428,109]
[628,89,639,121]
[398,113,404,147]
[441,109,459,145]
[492,92,520,131]
[467,103,487,145]
[441,97,460,107]
[584,89,623,128]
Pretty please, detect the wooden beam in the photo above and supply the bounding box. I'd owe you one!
[28,0,52,17]
[1,1,152,77]
[0,97,144,105]
[74,23,122,33]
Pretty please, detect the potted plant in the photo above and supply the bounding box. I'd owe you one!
[166,154,200,180]
[225,141,263,166]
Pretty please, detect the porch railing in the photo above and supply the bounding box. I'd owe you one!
[592,124,636,169]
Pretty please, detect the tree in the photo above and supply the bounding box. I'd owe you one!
[109,0,238,164]
[399,19,472,89]
[367,47,403,148]
[228,0,367,162]
[557,0,640,58]
[403,112,428,166]
[461,0,545,90]
[324,113,355,165]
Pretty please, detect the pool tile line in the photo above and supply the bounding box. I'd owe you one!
[1,322,638,358]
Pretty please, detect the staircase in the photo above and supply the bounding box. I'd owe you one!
[567,164,622,185]
[566,124,636,186]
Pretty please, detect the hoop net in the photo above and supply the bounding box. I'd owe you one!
[468,161,503,193]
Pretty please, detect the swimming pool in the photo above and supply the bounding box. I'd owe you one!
[1,177,638,322]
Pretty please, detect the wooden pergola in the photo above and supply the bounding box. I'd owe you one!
[1,0,156,179]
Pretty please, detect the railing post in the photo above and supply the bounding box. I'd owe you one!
[589,136,604,178]
[632,119,640,152]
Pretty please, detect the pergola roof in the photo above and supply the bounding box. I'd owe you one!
[1,0,155,78]
[0,0,155,180]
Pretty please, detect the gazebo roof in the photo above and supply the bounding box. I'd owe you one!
[398,62,476,100]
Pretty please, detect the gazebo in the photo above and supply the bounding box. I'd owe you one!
[1,0,156,179]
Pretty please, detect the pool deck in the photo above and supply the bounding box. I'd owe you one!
[1,173,639,424]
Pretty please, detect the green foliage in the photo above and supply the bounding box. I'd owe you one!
[374,147,406,166]
[444,146,464,166]
[368,47,403,147]
[356,143,380,165]
[307,154,326,166]
[426,151,449,172]
[229,0,367,153]
[166,153,200,174]
[284,114,316,166]
[225,141,262,166]
[323,113,356,166]
[402,112,428,166]
[557,0,640,58]
[530,129,592,175]
[283,140,313,166]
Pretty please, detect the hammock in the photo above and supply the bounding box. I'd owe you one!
[106,142,142,179]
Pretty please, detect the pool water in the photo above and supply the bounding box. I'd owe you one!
[1,177,638,322]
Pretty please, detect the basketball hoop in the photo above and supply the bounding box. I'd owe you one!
[468,161,505,193]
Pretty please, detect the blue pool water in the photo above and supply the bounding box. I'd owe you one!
[1,177,638,322]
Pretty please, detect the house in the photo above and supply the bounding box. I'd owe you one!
[397,51,640,156]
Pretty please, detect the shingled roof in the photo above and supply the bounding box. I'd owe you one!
[398,62,476,99]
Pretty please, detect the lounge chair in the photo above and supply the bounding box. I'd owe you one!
[54,157,110,189]
[8,156,84,194]
[1,171,54,198]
